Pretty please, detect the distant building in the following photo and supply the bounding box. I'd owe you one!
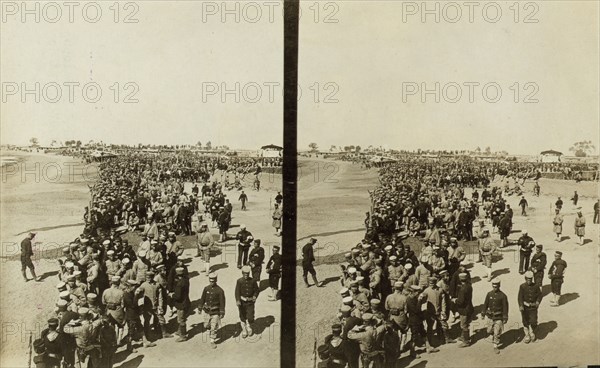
[259,144,283,158]
[540,150,563,163]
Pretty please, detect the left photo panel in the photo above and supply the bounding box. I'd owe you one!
[0,2,283,367]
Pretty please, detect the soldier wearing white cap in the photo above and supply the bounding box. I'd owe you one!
[132,251,150,283]
[196,222,214,273]
[105,250,123,280]
[518,271,542,344]
[139,269,171,339]
[235,225,253,269]
[385,280,409,351]
[479,229,496,281]
[147,241,163,268]
[347,312,386,367]
[62,307,103,366]
[102,276,125,327]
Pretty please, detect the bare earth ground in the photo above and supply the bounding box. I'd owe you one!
[0,151,281,368]
[296,157,600,368]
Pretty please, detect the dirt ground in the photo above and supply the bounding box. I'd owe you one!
[0,151,282,368]
[296,157,600,368]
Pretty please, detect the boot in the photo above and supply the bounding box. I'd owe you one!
[523,327,531,343]
[161,325,173,338]
[529,326,536,342]
[311,274,323,287]
[303,276,310,288]
[126,336,138,352]
[241,321,248,338]
[22,270,29,282]
[493,343,500,354]
[486,267,492,281]
[205,262,210,274]
[142,336,156,348]
[268,288,275,301]
[31,269,41,282]
[408,340,420,358]
[458,330,470,347]
[247,323,253,337]
[443,329,456,344]
[425,340,439,353]
[175,325,187,342]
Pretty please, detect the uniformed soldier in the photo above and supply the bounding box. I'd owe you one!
[147,241,163,269]
[105,251,123,280]
[518,231,535,274]
[479,230,496,280]
[323,324,350,368]
[384,281,408,352]
[387,256,406,288]
[196,223,214,274]
[406,285,426,358]
[266,245,282,301]
[235,266,260,338]
[552,209,564,242]
[518,271,542,343]
[481,279,508,354]
[197,272,226,348]
[132,251,150,283]
[172,267,191,342]
[21,232,41,282]
[62,307,103,368]
[235,225,253,269]
[123,279,146,351]
[249,239,265,282]
[453,273,474,347]
[138,270,171,340]
[347,313,386,368]
[530,244,547,288]
[548,251,567,306]
[302,238,323,287]
[102,276,125,327]
[40,318,65,368]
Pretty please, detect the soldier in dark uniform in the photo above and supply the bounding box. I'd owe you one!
[172,267,191,342]
[123,279,146,351]
[235,266,260,338]
[21,232,41,282]
[198,273,226,348]
[339,305,361,368]
[548,251,567,306]
[481,279,509,354]
[217,207,230,242]
[40,318,64,368]
[302,238,323,288]
[530,244,547,288]
[235,225,253,269]
[266,245,282,301]
[518,271,542,343]
[323,324,350,368]
[453,273,474,347]
[517,230,535,274]
[249,239,265,282]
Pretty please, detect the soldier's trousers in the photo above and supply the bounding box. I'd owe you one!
[237,246,249,267]
[533,271,543,288]
[251,267,262,282]
[238,301,255,323]
[486,318,503,345]
[521,307,538,328]
[268,272,281,289]
[203,313,221,342]
[551,277,563,295]
[519,252,531,273]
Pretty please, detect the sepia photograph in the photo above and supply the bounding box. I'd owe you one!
[296,1,599,367]
[1,2,282,367]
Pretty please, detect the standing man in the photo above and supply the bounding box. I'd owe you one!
[272,203,282,236]
[594,199,599,224]
[172,267,190,342]
[302,238,323,288]
[196,223,214,274]
[479,230,496,281]
[530,244,547,288]
[238,191,248,211]
[552,209,564,242]
[519,239,535,275]
[385,281,409,352]
[235,266,260,338]
[574,211,586,245]
[198,273,225,348]
[248,239,265,282]
[266,245,282,301]
[235,225,253,269]
[102,276,125,328]
[548,251,567,306]
[518,271,542,343]
[481,279,509,354]
[453,273,474,348]
[21,232,41,282]
[519,196,528,216]
[571,191,578,206]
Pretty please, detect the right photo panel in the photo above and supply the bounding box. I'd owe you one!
[296,2,599,368]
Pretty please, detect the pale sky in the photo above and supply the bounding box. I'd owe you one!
[1,1,283,149]
[298,1,599,155]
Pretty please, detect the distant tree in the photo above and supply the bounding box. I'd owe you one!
[196,141,202,148]
[308,142,318,151]
[475,146,481,153]
[76,140,82,147]
[206,141,212,150]
[330,145,336,151]
[343,146,351,152]
[222,145,230,150]
[569,140,595,157]
[485,146,491,154]
[355,145,361,153]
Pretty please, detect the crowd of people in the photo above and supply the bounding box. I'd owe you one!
[313,157,594,368]
[21,151,282,368]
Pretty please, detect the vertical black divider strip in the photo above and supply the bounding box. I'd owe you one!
[282,0,299,367]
